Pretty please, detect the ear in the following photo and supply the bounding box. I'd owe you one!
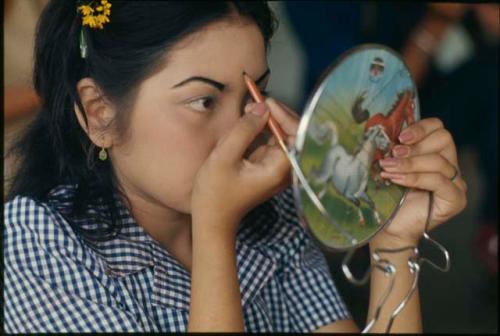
[74,77,117,148]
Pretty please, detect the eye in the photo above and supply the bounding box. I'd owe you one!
[187,96,216,112]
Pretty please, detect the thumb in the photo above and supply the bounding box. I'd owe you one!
[216,102,269,162]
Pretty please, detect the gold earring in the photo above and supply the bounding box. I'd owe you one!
[99,147,108,161]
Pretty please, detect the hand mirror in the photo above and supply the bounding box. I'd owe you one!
[290,44,420,251]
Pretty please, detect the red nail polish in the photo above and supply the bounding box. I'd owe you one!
[380,172,404,180]
[393,145,409,157]
[399,130,414,143]
[379,158,398,167]
[252,103,267,116]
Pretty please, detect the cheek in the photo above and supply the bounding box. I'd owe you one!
[112,109,217,212]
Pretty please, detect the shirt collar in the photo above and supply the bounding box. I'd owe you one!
[47,184,281,310]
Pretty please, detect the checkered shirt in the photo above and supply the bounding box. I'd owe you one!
[4,184,350,332]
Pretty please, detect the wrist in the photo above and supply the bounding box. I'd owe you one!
[369,234,419,269]
[370,232,419,250]
[192,211,240,244]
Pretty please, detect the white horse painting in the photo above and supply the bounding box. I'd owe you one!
[309,121,391,226]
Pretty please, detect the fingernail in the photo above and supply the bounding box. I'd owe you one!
[379,158,399,167]
[393,145,409,157]
[380,171,404,180]
[399,130,414,143]
[251,102,267,116]
[244,102,256,114]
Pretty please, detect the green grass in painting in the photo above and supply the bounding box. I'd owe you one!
[299,104,405,249]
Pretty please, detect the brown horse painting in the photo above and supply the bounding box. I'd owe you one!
[352,89,416,187]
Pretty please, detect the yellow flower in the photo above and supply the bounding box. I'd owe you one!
[82,15,97,28]
[79,0,111,29]
[95,14,109,29]
[78,5,94,16]
[102,0,111,13]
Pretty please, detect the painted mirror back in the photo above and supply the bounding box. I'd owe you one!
[293,44,420,250]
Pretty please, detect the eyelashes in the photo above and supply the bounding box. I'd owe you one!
[187,96,216,112]
[186,90,271,113]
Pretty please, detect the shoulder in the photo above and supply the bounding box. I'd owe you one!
[3,192,144,332]
[4,189,104,277]
[4,194,74,244]
[4,190,81,246]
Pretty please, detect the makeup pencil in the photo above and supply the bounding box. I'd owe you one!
[243,72,288,154]
[243,72,312,195]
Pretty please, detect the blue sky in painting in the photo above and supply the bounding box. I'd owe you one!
[320,48,419,119]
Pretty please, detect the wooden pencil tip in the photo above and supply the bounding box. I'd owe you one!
[242,71,247,76]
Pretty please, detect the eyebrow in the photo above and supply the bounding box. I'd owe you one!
[171,68,270,91]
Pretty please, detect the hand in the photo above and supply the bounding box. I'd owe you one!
[374,118,467,245]
[191,98,299,237]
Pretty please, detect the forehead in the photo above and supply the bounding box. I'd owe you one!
[155,17,268,86]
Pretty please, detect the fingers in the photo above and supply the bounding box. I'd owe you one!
[265,97,300,137]
[380,171,467,218]
[388,149,465,193]
[380,151,467,189]
[244,97,300,150]
[249,98,297,188]
[258,144,292,189]
[228,97,296,191]
[379,153,456,180]
[380,117,467,199]
[244,97,300,136]
[244,137,291,192]
[216,102,270,163]
[247,144,269,163]
[398,117,444,145]
[396,117,458,167]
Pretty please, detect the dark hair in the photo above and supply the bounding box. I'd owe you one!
[6,1,278,242]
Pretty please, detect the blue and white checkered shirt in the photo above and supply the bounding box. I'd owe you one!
[4,184,350,332]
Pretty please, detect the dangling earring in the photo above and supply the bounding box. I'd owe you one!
[99,147,108,161]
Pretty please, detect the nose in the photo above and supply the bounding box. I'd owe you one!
[214,99,247,138]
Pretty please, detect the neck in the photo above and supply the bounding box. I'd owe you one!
[392,93,409,124]
[358,137,376,165]
[117,184,193,260]
[133,197,192,248]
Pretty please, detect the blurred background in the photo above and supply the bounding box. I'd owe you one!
[3,1,498,333]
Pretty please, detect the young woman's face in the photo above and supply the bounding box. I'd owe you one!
[110,17,270,215]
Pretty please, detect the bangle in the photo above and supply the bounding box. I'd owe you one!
[411,28,438,55]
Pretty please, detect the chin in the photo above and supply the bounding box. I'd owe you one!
[172,193,192,215]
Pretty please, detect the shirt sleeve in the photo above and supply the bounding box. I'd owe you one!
[3,196,144,333]
[277,189,352,332]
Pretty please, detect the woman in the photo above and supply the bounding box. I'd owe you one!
[3,1,467,332]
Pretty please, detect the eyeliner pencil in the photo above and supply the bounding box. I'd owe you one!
[243,72,288,154]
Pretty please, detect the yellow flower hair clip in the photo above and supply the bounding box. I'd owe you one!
[78,0,112,30]
[78,0,112,58]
